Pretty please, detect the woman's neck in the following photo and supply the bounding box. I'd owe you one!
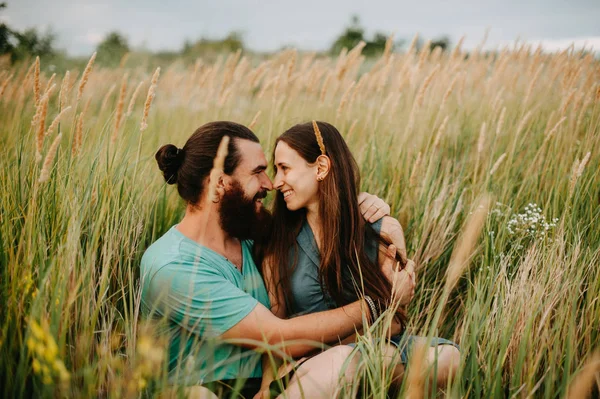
[305,203,322,247]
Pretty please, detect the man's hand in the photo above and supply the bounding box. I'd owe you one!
[358,192,391,223]
[380,244,416,306]
[380,216,408,264]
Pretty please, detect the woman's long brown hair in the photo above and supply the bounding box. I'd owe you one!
[264,121,406,326]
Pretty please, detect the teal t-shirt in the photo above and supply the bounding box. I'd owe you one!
[140,226,270,384]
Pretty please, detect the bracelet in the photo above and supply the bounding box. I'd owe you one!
[364,295,379,322]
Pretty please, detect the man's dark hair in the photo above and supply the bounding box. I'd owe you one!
[155,121,259,205]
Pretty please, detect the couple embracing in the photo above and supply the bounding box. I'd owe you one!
[141,120,459,398]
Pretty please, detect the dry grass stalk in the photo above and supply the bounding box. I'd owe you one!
[496,106,507,136]
[111,73,129,144]
[406,34,419,55]
[257,78,273,99]
[77,52,97,102]
[38,132,62,183]
[415,64,440,108]
[433,115,449,149]
[346,119,358,138]
[126,81,144,117]
[477,122,487,154]
[35,92,51,162]
[58,71,71,110]
[445,195,491,292]
[0,73,13,99]
[543,116,567,144]
[33,56,40,105]
[44,73,56,96]
[272,65,284,101]
[140,67,161,131]
[100,84,116,113]
[383,33,395,61]
[417,40,432,69]
[319,73,332,103]
[337,81,355,119]
[566,351,600,399]
[72,112,84,156]
[560,89,576,116]
[515,109,533,138]
[248,110,262,130]
[405,342,427,399]
[439,75,458,111]
[489,153,507,176]
[119,52,130,68]
[45,106,72,137]
[287,49,297,80]
[523,64,544,106]
[569,151,591,196]
[217,86,232,107]
[248,61,270,89]
[207,136,230,202]
[408,152,422,187]
[451,36,465,59]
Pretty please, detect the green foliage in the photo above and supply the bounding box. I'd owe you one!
[96,31,129,67]
[330,15,402,57]
[0,3,57,62]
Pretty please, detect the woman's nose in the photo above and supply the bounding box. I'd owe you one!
[273,172,283,190]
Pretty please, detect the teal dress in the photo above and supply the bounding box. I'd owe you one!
[287,219,459,363]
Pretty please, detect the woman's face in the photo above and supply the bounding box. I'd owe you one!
[273,141,319,212]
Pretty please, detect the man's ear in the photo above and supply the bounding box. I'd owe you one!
[209,170,228,203]
[316,155,331,181]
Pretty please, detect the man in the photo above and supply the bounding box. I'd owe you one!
[142,121,410,398]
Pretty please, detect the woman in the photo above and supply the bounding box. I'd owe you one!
[261,121,460,393]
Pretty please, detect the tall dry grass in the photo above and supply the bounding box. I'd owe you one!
[0,41,599,398]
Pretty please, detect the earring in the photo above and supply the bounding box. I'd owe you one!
[317,176,324,182]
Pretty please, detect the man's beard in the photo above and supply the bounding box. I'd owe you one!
[219,180,272,241]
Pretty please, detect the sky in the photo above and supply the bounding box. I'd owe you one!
[3,0,600,56]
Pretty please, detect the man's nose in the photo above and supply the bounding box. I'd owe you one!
[261,172,273,191]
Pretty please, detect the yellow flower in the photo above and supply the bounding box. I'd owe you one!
[45,337,58,360]
[29,321,45,340]
[35,342,46,357]
[32,358,41,373]
[26,338,36,352]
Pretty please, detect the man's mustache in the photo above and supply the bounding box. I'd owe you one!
[253,190,268,201]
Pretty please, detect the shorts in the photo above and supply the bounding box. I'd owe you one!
[348,333,460,364]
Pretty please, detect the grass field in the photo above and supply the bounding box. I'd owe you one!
[1,39,599,398]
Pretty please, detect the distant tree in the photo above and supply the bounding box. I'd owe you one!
[0,2,57,62]
[0,2,13,55]
[330,16,399,57]
[181,32,244,58]
[12,28,56,60]
[330,15,365,55]
[96,31,129,66]
[430,36,450,52]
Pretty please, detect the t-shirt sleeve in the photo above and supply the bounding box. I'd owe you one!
[147,261,259,337]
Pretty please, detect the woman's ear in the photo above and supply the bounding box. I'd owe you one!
[316,155,331,181]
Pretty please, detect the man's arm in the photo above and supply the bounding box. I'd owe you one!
[220,299,368,358]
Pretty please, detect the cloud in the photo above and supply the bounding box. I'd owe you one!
[77,32,104,46]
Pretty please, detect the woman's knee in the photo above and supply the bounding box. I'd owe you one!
[327,345,360,380]
[435,345,460,383]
